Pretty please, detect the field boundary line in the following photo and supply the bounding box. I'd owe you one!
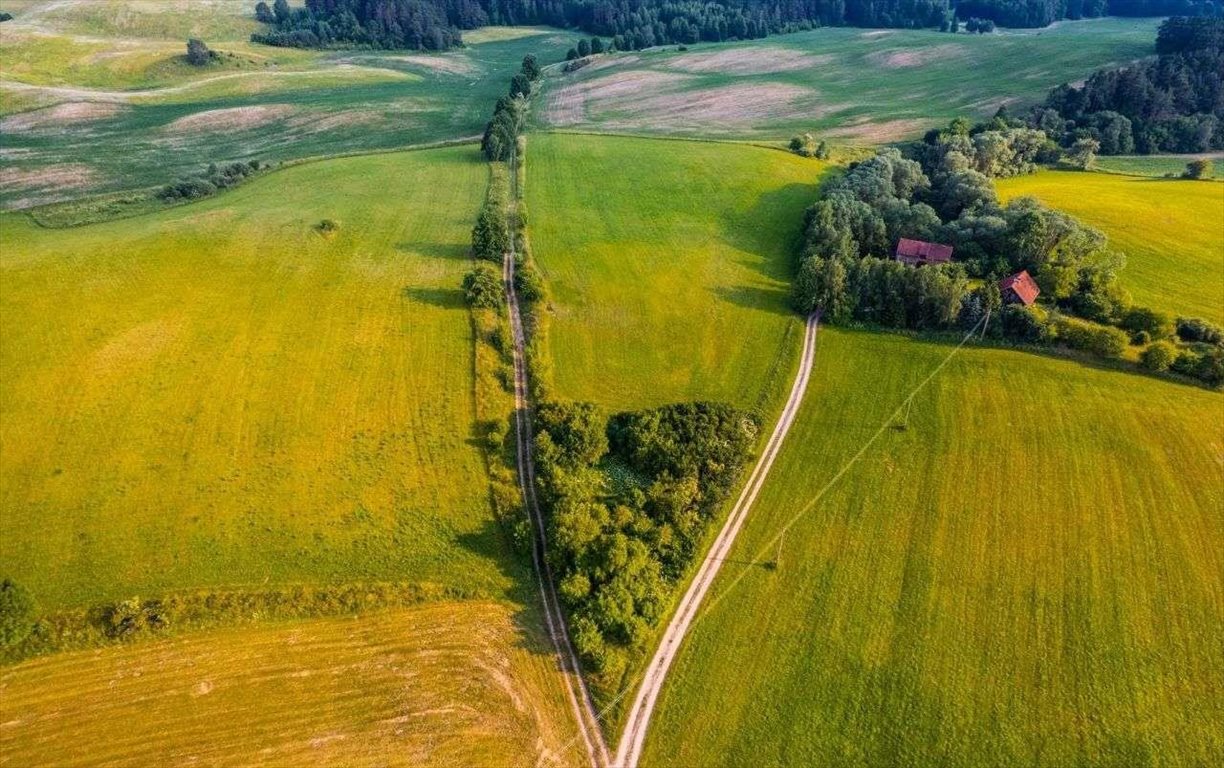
[613,312,820,768]
[503,146,611,768]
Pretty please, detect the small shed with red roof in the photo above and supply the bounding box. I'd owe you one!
[895,238,953,267]
[1000,270,1041,306]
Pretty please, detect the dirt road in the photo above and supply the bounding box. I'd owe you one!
[503,148,611,768]
[614,312,820,768]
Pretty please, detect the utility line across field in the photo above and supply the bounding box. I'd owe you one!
[502,148,611,768]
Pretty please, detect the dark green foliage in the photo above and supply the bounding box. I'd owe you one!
[1055,317,1130,358]
[533,401,756,677]
[1140,341,1178,371]
[590,37,605,54]
[472,203,509,261]
[463,265,505,308]
[1121,306,1175,340]
[157,160,264,201]
[577,39,591,57]
[1183,159,1214,178]
[251,0,465,50]
[1176,317,1224,345]
[566,47,580,60]
[1001,303,1052,342]
[509,72,532,98]
[0,579,36,648]
[0,12,13,22]
[514,260,546,303]
[1036,17,1224,155]
[316,218,340,233]
[482,95,524,161]
[520,53,541,80]
[185,38,216,66]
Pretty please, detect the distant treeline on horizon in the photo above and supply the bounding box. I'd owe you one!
[251,0,1223,51]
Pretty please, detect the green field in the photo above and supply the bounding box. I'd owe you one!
[1094,153,1223,179]
[642,327,1224,767]
[525,134,823,412]
[0,601,582,767]
[997,170,1224,324]
[538,18,1158,142]
[0,146,513,611]
[0,8,579,207]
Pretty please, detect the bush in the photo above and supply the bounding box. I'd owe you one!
[1001,304,1053,343]
[1056,318,1129,358]
[1183,159,1213,179]
[186,38,215,66]
[316,218,340,234]
[1177,317,1224,345]
[1140,341,1178,372]
[1121,306,1175,341]
[1172,346,1224,386]
[0,579,36,648]
[463,265,505,309]
[514,261,546,303]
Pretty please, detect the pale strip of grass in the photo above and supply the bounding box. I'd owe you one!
[644,327,1224,767]
[997,170,1224,324]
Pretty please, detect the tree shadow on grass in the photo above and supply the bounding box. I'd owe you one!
[400,285,465,309]
[711,284,793,316]
[720,181,821,282]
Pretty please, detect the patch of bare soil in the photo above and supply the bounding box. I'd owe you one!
[860,30,894,39]
[665,48,829,76]
[542,70,694,126]
[384,54,477,77]
[608,83,823,133]
[0,162,102,208]
[0,101,126,132]
[827,117,930,143]
[287,110,384,135]
[161,104,297,134]
[867,44,966,69]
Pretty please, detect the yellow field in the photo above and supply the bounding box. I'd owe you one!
[0,601,582,767]
[997,170,1224,324]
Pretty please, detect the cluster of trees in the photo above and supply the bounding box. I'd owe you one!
[532,401,757,681]
[481,55,538,161]
[789,133,831,158]
[252,0,466,50]
[565,36,605,60]
[157,160,266,201]
[1032,17,1224,154]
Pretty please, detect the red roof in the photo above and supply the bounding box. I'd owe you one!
[895,238,953,264]
[1000,270,1040,306]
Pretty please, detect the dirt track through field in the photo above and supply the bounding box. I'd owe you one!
[614,312,820,768]
[503,147,611,768]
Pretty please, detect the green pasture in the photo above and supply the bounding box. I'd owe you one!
[0,146,515,611]
[643,327,1224,767]
[998,170,1224,324]
[524,133,823,413]
[1093,153,1223,179]
[537,17,1159,142]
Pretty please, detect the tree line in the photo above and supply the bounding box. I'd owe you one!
[251,0,1222,52]
[792,117,1223,386]
[1031,17,1224,155]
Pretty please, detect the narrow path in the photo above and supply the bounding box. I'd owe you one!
[615,312,820,768]
[502,148,611,768]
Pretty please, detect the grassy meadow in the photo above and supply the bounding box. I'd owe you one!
[1093,153,1223,179]
[0,601,583,767]
[0,146,516,611]
[997,170,1224,324]
[0,5,580,207]
[525,133,823,413]
[642,327,1224,767]
[538,17,1158,142]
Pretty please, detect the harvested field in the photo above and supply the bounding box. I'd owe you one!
[664,48,827,75]
[160,103,298,133]
[384,54,479,77]
[0,101,126,132]
[544,70,693,126]
[826,117,930,142]
[867,44,966,68]
[607,83,819,133]
[0,162,101,202]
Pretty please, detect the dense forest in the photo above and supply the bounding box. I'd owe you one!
[251,0,1222,51]
[1033,16,1224,153]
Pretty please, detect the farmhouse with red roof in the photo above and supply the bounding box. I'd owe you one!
[1000,270,1041,306]
[894,238,953,266]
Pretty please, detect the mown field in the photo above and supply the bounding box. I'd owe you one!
[525,133,822,413]
[0,2,579,207]
[538,17,1158,142]
[997,170,1224,324]
[0,146,511,611]
[0,601,583,767]
[1094,153,1223,179]
[642,327,1224,767]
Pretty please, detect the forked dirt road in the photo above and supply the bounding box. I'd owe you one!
[503,148,611,768]
[615,312,820,768]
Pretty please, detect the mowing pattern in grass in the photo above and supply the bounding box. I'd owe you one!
[525,134,822,412]
[0,18,578,207]
[538,18,1158,142]
[997,170,1224,325]
[642,328,1224,767]
[0,601,582,768]
[0,147,510,611]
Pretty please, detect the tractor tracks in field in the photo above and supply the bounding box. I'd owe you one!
[502,148,611,768]
[614,312,820,768]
